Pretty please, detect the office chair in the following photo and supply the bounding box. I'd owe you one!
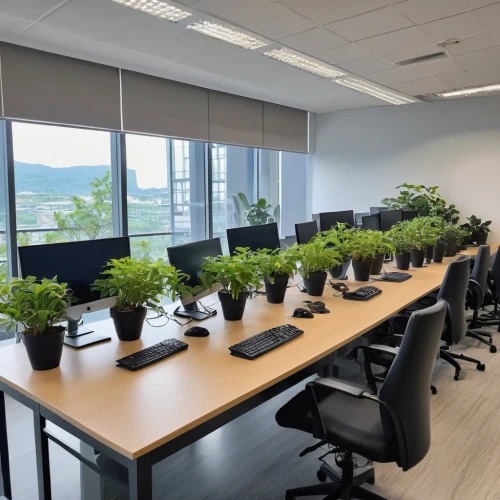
[465,245,497,353]
[477,248,500,331]
[276,301,447,500]
[295,221,318,244]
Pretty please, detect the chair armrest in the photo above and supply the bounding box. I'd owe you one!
[365,344,399,356]
[468,278,484,309]
[312,377,366,397]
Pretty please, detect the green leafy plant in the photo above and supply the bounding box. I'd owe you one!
[442,224,462,243]
[290,240,341,277]
[371,230,395,255]
[349,230,379,261]
[388,222,413,255]
[0,276,74,335]
[200,248,261,299]
[404,217,441,250]
[315,223,354,258]
[92,257,191,311]
[251,248,297,283]
[462,215,492,235]
[229,192,280,227]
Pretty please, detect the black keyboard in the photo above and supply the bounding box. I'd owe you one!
[377,272,412,283]
[343,286,382,301]
[229,324,304,360]
[116,339,188,371]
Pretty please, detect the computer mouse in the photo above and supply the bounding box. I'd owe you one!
[185,326,210,337]
[292,308,314,319]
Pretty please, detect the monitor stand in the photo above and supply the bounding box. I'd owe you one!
[64,319,111,349]
[173,302,215,321]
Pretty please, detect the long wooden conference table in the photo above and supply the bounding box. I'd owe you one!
[0,249,494,499]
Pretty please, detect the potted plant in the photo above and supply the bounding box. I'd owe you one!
[93,257,188,341]
[201,248,261,321]
[0,277,74,370]
[417,216,441,264]
[350,230,378,281]
[370,231,395,275]
[292,240,341,296]
[462,215,492,245]
[404,218,439,268]
[316,223,353,279]
[252,248,297,304]
[388,222,413,270]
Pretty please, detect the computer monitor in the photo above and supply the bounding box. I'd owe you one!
[226,223,280,256]
[295,221,318,244]
[379,210,403,231]
[354,212,370,227]
[167,238,223,321]
[402,210,418,221]
[370,207,388,215]
[18,237,131,348]
[361,215,380,230]
[318,210,355,231]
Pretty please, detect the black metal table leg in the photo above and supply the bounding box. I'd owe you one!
[33,406,51,500]
[128,453,152,500]
[0,392,12,499]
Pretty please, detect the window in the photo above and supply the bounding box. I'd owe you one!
[12,122,113,249]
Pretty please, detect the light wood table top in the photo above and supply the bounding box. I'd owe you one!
[0,260,453,460]
[459,243,498,257]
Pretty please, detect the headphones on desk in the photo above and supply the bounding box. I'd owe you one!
[303,301,330,314]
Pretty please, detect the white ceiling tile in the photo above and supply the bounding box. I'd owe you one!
[394,0,469,24]
[358,26,433,56]
[416,57,461,75]
[368,65,429,84]
[438,69,483,88]
[285,79,341,94]
[0,12,32,34]
[177,0,200,4]
[194,0,268,23]
[469,62,500,83]
[471,2,500,33]
[389,76,451,95]
[445,33,498,55]
[492,29,500,44]
[315,43,373,64]
[452,46,500,69]
[280,0,387,24]
[279,27,347,55]
[464,0,500,9]
[338,55,396,75]
[0,0,65,21]
[237,65,320,87]
[385,43,444,63]
[325,7,414,42]
[420,13,483,43]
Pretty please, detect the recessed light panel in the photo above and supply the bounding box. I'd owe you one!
[112,0,192,22]
[437,83,500,97]
[264,48,344,79]
[187,21,268,49]
[333,77,416,105]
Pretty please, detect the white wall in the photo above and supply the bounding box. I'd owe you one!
[313,96,500,237]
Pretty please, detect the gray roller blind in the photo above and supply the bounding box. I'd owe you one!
[208,91,263,148]
[0,43,121,130]
[263,102,308,153]
[121,70,209,141]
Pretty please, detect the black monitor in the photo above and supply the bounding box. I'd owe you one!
[318,210,355,231]
[226,223,280,256]
[379,210,403,231]
[18,237,131,348]
[361,215,380,230]
[354,212,370,227]
[402,210,418,221]
[295,221,318,244]
[370,207,388,215]
[167,238,223,321]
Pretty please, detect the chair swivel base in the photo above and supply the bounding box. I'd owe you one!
[466,329,497,353]
[318,453,374,486]
[440,348,485,380]
[285,482,386,500]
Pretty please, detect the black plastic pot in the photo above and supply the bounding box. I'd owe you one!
[371,253,385,275]
[303,271,327,296]
[264,274,289,304]
[433,242,445,263]
[476,232,488,245]
[395,253,411,270]
[110,306,147,341]
[411,249,426,268]
[219,291,249,321]
[352,259,373,282]
[22,327,65,371]
[425,246,434,264]
[330,256,352,279]
[444,240,457,257]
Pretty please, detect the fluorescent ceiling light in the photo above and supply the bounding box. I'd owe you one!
[333,77,416,105]
[187,21,268,49]
[111,0,191,22]
[437,83,500,97]
[264,48,344,79]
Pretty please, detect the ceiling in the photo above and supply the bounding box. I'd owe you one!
[1,0,500,113]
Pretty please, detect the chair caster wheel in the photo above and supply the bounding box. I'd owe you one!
[490,346,497,353]
[367,477,375,485]
[454,375,459,381]
[317,469,327,482]
[431,386,437,395]
[477,363,486,371]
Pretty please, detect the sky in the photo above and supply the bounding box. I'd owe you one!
[12,122,168,189]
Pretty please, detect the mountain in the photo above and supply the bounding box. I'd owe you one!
[13,162,163,196]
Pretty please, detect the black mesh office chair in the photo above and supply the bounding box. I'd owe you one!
[295,221,318,244]
[466,245,497,353]
[477,248,500,330]
[276,301,447,500]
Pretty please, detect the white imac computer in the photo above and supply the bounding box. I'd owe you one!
[167,238,223,321]
[18,237,131,348]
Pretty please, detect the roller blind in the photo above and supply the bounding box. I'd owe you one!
[208,91,263,148]
[0,43,121,130]
[121,70,209,141]
[263,102,308,153]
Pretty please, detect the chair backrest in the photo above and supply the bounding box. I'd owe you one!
[490,248,500,299]
[295,221,318,245]
[378,300,447,471]
[437,255,471,344]
[470,245,490,295]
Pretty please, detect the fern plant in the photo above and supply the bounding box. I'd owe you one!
[251,248,297,283]
[290,240,341,278]
[92,257,191,312]
[0,276,74,335]
[350,230,379,261]
[371,230,395,255]
[315,223,354,257]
